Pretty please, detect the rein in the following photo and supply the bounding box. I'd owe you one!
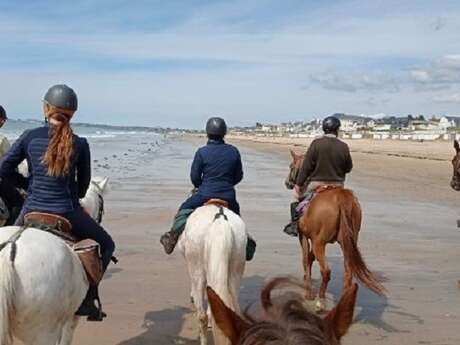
[0,226,27,262]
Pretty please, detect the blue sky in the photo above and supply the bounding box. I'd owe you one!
[1,0,460,128]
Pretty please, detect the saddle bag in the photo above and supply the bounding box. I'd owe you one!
[24,212,104,286]
[73,239,103,286]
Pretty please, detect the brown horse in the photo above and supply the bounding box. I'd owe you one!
[286,149,385,310]
[207,277,358,345]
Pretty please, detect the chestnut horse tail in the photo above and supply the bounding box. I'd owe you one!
[339,199,386,296]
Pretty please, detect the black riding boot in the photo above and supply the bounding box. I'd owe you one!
[283,202,300,237]
[246,236,257,261]
[76,285,107,321]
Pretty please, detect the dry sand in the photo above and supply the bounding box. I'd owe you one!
[69,135,460,345]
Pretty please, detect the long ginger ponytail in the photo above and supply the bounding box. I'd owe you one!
[42,103,75,177]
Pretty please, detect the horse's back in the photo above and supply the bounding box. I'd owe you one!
[178,205,246,268]
[304,187,361,240]
[0,226,87,341]
[179,205,245,247]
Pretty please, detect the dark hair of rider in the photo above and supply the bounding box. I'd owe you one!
[207,134,224,141]
[42,103,75,177]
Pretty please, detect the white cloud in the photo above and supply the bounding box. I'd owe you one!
[434,93,460,104]
[310,72,400,93]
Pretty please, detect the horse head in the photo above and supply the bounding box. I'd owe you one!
[80,177,109,223]
[207,278,358,345]
[285,149,304,190]
[451,140,460,191]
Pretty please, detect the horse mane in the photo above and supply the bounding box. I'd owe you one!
[239,278,337,345]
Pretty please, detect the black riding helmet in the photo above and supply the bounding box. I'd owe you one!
[0,105,7,120]
[206,117,227,138]
[322,116,341,134]
[44,84,78,111]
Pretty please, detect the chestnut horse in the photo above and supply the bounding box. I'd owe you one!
[286,150,385,310]
[207,277,358,345]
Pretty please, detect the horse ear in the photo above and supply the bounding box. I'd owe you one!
[206,286,249,344]
[290,149,297,160]
[325,283,358,340]
[454,140,460,153]
[98,177,109,192]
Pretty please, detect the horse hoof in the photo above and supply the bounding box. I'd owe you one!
[305,292,315,301]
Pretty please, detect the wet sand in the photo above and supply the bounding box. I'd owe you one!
[70,135,460,345]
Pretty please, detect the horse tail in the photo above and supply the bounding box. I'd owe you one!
[206,209,234,309]
[0,246,16,345]
[339,199,386,296]
[206,207,236,345]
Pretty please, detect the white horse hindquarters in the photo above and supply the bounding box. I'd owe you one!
[180,206,247,345]
[0,228,88,345]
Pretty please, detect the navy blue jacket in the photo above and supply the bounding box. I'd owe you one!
[191,139,243,201]
[0,125,91,214]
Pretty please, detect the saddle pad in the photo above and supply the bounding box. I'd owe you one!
[296,185,341,214]
[205,199,229,208]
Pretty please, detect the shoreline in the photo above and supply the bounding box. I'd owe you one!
[225,134,455,162]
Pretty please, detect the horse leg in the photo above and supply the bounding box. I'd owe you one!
[190,274,208,345]
[313,241,330,312]
[299,234,314,300]
[29,330,61,345]
[58,317,79,345]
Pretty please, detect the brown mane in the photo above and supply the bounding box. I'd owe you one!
[207,278,358,345]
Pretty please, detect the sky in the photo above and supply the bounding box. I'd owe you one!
[0,0,460,128]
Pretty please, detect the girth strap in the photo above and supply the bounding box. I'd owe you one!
[214,206,228,221]
[0,227,27,262]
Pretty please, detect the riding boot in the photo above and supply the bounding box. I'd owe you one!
[246,236,257,261]
[160,227,182,254]
[75,285,107,321]
[283,202,300,237]
[160,209,194,254]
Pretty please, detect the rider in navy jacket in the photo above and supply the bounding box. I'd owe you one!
[0,126,91,214]
[181,137,243,214]
[0,85,115,321]
[160,117,256,259]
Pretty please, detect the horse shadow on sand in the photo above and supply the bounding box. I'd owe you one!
[324,256,423,334]
[116,275,266,345]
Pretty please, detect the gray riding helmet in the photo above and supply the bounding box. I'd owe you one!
[44,84,78,111]
[206,117,227,137]
[0,105,7,119]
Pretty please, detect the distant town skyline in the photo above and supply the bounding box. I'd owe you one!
[1,0,460,128]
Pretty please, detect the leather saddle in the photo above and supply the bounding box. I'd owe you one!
[205,199,229,208]
[24,212,103,286]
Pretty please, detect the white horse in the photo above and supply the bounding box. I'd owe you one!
[178,204,247,345]
[0,177,109,345]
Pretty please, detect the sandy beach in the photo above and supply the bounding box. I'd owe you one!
[67,134,460,345]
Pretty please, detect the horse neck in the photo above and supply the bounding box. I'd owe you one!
[80,188,101,222]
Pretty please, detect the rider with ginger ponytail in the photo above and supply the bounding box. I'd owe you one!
[0,84,115,320]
